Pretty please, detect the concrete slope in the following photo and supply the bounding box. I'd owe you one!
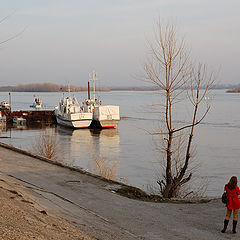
[0,146,231,240]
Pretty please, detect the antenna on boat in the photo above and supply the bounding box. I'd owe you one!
[89,71,98,100]
[93,71,98,100]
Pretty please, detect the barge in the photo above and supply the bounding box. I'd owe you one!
[1,110,56,126]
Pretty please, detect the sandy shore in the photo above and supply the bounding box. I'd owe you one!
[0,173,93,240]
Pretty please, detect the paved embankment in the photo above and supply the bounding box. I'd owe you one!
[0,144,236,240]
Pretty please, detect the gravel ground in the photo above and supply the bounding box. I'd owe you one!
[0,174,93,240]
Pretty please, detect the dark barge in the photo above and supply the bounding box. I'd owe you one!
[2,110,56,126]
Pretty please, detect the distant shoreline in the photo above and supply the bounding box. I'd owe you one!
[0,82,239,92]
[226,88,240,93]
[0,83,158,92]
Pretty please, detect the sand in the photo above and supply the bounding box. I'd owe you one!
[0,173,93,240]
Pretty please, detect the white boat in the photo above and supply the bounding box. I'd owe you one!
[30,97,42,109]
[54,87,93,129]
[82,71,120,128]
[0,100,11,112]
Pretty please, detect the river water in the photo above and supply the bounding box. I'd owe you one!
[0,90,239,198]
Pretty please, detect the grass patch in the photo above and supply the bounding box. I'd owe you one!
[115,186,163,202]
[115,186,212,204]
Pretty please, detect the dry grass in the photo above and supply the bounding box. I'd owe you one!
[92,154,119,180]
[31,130,60,160]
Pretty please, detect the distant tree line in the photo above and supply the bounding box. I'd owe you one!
[226,88,240,93]
[0,82,237,92]
[0,83,110,92]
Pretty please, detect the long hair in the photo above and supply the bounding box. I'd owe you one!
[227,176,238,190]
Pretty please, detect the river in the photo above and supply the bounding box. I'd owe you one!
[0,90,239,197]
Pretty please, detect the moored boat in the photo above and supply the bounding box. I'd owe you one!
[91,105,120,128]
[30,97,42,109]
[54,87,92,129]
[82,71,120,128]
[0,100,11,112]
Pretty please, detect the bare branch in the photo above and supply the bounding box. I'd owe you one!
[144,18,215,198]
[0,27,27,45]
[172,105,210,134]
[0,11,16,25]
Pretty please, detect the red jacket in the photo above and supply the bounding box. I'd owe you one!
[225,184,240,210]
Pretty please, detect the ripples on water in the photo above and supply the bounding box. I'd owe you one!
[0,90,240,197]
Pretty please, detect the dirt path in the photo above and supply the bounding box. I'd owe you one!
[0,145,237,240]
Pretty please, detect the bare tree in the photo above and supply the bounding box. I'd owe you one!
[0,13,26,45]
[144,20,215,198]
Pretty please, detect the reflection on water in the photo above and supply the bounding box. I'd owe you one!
[1,124,121,181]
[56,126,120,180]
[12,123,27,130]
[90,128,120,180]
[0,122,7,135]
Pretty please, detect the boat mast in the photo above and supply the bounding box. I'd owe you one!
[9,92,11,113]
[89,71,98,100]
[93,71,96,100]
[88,81,90,100]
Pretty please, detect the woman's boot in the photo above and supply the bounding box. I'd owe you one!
[232,220,237,234]
[221,219,229,233]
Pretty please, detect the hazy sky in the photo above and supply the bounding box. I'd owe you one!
[0,0,239,87]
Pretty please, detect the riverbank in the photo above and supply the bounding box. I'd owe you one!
[0,143,236,240]
[0,173,93,240]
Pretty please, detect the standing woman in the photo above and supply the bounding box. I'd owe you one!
[222,176,240,233]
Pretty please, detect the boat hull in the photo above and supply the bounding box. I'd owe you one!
[55,112,92,129]
[90,119,120,128]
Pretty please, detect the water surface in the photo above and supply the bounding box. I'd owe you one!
[0,90,239,197]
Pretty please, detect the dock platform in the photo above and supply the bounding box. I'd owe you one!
[2,110,56,125]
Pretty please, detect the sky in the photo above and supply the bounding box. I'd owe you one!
[0,0,239,87]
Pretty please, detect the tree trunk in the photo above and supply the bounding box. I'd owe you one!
[163,131,173,198]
